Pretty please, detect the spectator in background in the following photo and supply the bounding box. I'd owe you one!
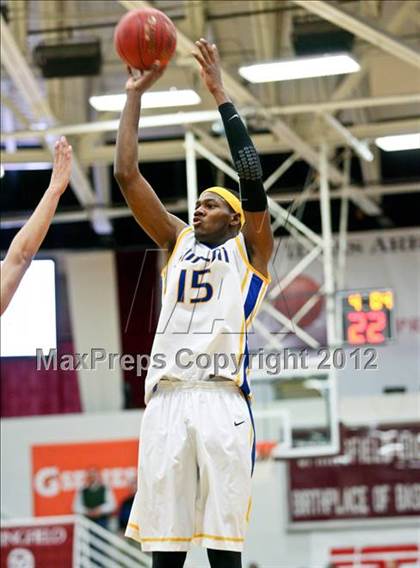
[73,467,116,530]
[118,480,137,534]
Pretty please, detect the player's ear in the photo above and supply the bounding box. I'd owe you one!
[230,212,241,228]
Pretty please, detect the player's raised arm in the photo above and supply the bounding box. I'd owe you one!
[193,39,273,278]
[114,63,186,250]
[0,137,72,316]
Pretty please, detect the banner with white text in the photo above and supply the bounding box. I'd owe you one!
[1,521,74,568]
[288,423,420,524]
[32,439,138,516]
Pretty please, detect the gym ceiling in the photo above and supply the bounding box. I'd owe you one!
[1,0,419,250]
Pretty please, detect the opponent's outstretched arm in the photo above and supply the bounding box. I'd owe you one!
[114,64,186,250]
[0,137,72,316]
[193,39,273,278]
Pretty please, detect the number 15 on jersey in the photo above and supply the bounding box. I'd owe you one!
[177,269,214,303]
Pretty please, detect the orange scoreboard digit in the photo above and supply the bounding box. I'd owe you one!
[339,289,394,345]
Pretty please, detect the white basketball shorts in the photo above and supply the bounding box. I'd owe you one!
[125,379,254,552]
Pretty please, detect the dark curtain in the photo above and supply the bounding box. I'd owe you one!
[1,266,81,417]
[0,341,81,417]
[116,249,160,409]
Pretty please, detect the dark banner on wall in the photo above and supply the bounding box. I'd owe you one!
[0,521,74,568]
[288,423,420,523]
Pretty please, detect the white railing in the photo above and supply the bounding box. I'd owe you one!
[75,515,152,568]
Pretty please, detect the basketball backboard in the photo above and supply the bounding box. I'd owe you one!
[251,366,339,459]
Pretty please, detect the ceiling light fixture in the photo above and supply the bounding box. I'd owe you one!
[0,163,52,173]
[89,89,201,112]
[239,53,360,83]
[375,133,420,152]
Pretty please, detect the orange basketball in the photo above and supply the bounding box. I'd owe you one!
[114,8,177,71]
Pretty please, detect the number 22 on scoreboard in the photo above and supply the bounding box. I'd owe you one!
[347,311,387,344]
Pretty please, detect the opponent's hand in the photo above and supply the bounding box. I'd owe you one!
[125,61,166,95]
[192,38,225,97]
[48,136,72,196]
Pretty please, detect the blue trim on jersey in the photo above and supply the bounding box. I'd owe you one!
[245,394,256,476]
[240,339,256,475]
[244,274,263,321]
[241,341,250,396]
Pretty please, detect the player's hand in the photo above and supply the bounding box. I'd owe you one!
[48,136,72,196]
[192,39,225,97]
[125,62,166,95]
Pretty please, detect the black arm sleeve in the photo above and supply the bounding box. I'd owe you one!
[218,101,267,212]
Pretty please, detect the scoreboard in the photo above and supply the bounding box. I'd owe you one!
[338,289,394,345]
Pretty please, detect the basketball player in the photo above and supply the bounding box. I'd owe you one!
[1,137,72,315]
[114,39,273,568]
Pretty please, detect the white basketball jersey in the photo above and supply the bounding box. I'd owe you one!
[144,226,270,403]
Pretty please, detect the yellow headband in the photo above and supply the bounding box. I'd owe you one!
[200,186,245,227]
